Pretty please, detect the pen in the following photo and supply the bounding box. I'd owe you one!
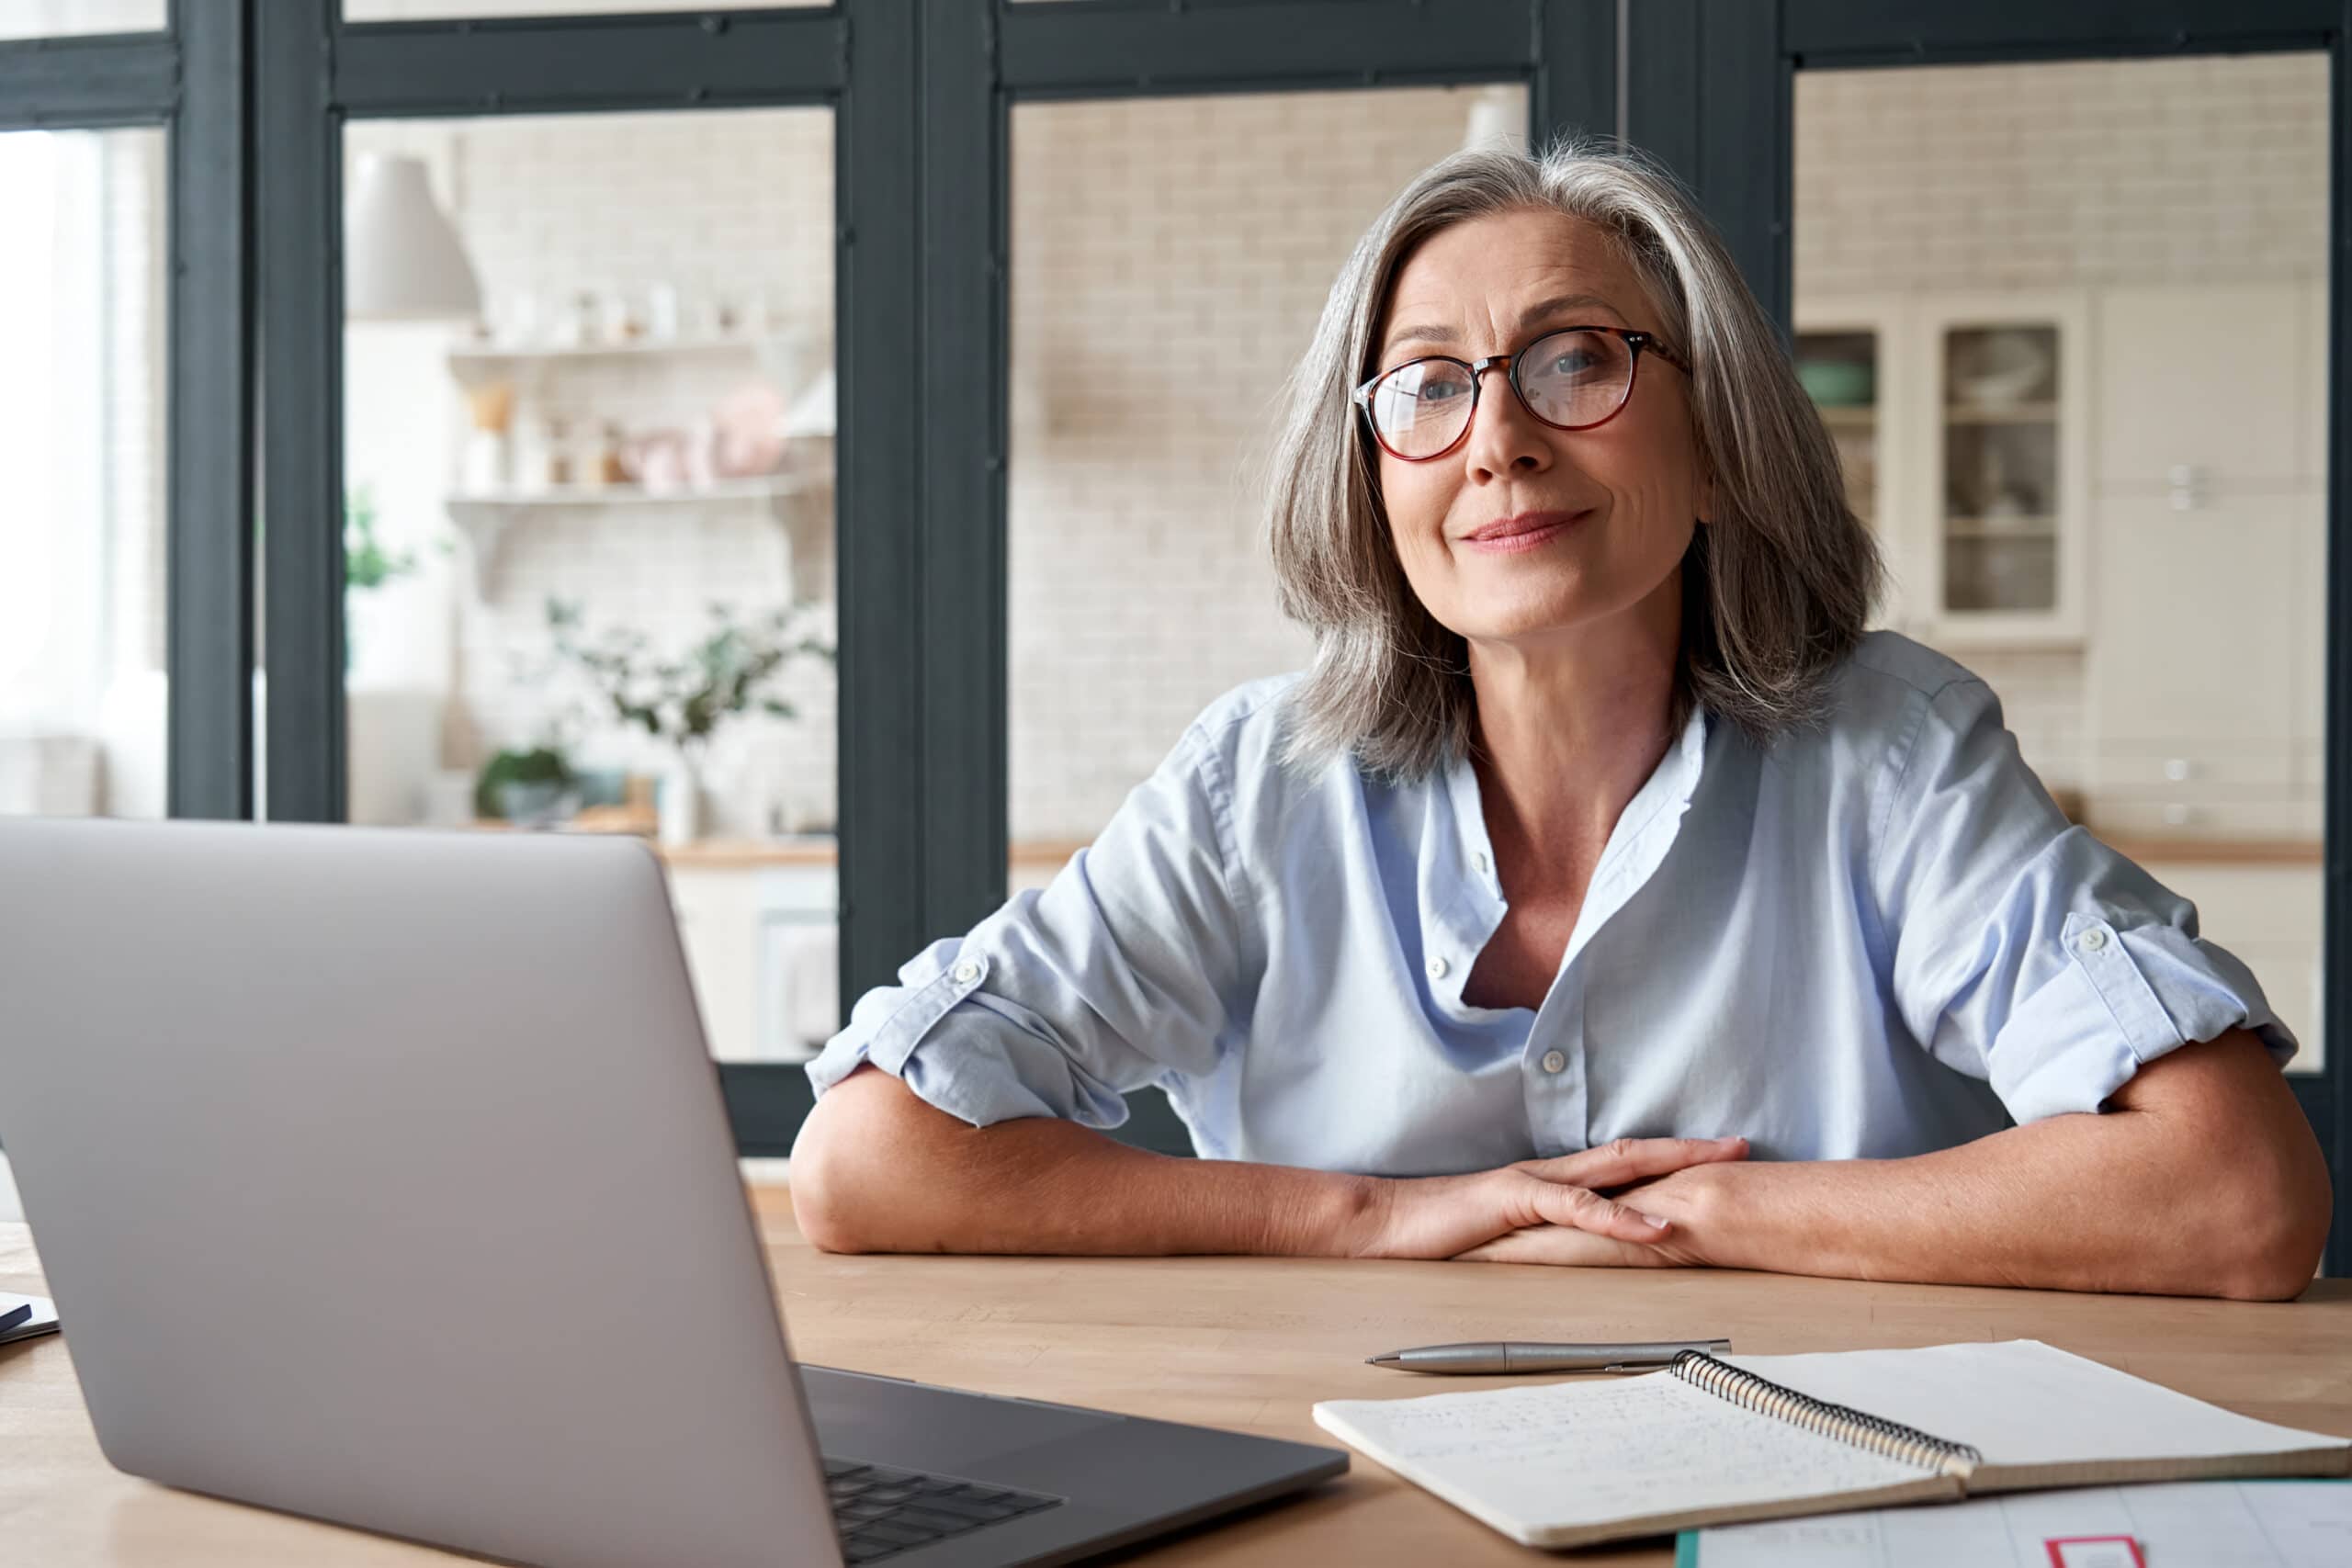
[1365,1339,1732,1374]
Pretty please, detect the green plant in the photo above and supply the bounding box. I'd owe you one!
[344,485,418,592]
[474,745,573,820]
[542,597,836,757]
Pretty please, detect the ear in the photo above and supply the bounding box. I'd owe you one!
[1695,469,1717,527]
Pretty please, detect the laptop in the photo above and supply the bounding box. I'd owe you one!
[0,818,1345,1567]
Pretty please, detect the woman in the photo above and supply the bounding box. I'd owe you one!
[791,140,2330,1299]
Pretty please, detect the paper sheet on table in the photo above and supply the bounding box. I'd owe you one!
[1683,1479,2352,1567]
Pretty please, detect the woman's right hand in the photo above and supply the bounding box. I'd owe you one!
[1344,1136,1749,1260]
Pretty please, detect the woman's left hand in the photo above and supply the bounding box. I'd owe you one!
[1451,1164,1725,1267]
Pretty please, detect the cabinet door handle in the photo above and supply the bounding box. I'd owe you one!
[2163,802,2198,827]
[2164,757,2194,783]
[2167,463,2204,511]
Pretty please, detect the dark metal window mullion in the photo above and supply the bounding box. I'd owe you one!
[167,0,255,821]
[1533,0,1616,151]
[913,2,1005,948]
[254,0,344,824]
[331,8,843,118]
[0,31,176,130]
[995,0,1539,96]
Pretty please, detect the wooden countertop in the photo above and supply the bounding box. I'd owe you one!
[6,1193,2348,1566]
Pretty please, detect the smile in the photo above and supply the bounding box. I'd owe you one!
[1460,509,1591,555]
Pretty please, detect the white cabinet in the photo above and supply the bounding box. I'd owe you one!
[2295,504,2328,762]
[1796,290,2090,648]
[2094,285,2307,490]
[2086,493,2301,747]
[2137,859,2326,1076]
[2299,277,2330,486]
[667,859,839,1063]
[2079,281,2327,841]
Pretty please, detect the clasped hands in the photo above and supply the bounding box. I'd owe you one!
[1350,1135,1748,1269]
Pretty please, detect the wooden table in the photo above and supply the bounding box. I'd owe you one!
[6,1190,2349,1566]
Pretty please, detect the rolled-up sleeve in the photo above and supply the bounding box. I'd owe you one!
[802,717,1258,1130]
[1870,677,2296,1124]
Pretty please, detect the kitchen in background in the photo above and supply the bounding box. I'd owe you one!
[338,106,840,1066]
[3,31,2324,1083]
[1793,51,2330,1076]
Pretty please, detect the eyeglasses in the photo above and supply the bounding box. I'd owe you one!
[1351,325,1691,462]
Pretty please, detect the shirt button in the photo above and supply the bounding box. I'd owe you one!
[1427,955,1450,980]
[2075,929,2109,955]
[1540,1049,1567,1075]
[1472,850,1489,875]
[951,959,981,984]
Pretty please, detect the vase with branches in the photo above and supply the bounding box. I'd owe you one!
[540,596,835,842]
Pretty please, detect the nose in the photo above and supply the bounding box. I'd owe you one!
[1460,360,1552,482]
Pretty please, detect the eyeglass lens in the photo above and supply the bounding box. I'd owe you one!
[1367,328,1634,458]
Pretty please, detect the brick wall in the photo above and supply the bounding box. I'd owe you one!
[1007,87,1512,840]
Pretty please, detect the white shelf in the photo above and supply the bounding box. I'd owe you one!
[446,472,830,602]
[448,331,797,367]
[447,475,811,513]
[1944,400,2059,424]
[1944,515,2059,538]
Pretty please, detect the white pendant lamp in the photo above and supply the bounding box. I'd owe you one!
[345,152,481,321]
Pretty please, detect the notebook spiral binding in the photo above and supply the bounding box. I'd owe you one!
[1670,1350,1984,1477]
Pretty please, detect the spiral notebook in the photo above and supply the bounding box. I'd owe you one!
[1310,1339,2352,1551]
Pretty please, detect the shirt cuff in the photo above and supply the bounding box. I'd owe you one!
[1988,910,2296,1123]
[803,952,1002,1123]
[803,951,1136,1130]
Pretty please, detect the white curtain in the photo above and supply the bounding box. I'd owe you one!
[0,131,106,732]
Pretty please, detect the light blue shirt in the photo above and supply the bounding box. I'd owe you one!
[806,632,2294,1174]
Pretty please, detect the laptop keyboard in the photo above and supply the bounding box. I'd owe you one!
[823,1456,1065,1563]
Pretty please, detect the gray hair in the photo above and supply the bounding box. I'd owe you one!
[1265,136,1881,780]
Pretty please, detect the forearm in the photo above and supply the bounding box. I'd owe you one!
[1687,1042,2328,1299]
[789,1066,1373,1257]
[1692,1124,2208,1294]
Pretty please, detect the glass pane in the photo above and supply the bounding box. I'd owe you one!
[1940,323,2059,614]
[1007,85,1525,891]
[1795,52,2330,1072]
[345,0,820,18]
[1792,329,1879,523]
[0,127,167,819]
[341,109,839,1063]
[0,0,163,39]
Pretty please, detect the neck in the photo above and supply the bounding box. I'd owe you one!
[1465,572,1682,877]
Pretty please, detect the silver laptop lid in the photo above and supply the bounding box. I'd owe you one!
[0,818,839,1568]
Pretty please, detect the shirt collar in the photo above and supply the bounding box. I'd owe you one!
[1443,698,1712,886]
